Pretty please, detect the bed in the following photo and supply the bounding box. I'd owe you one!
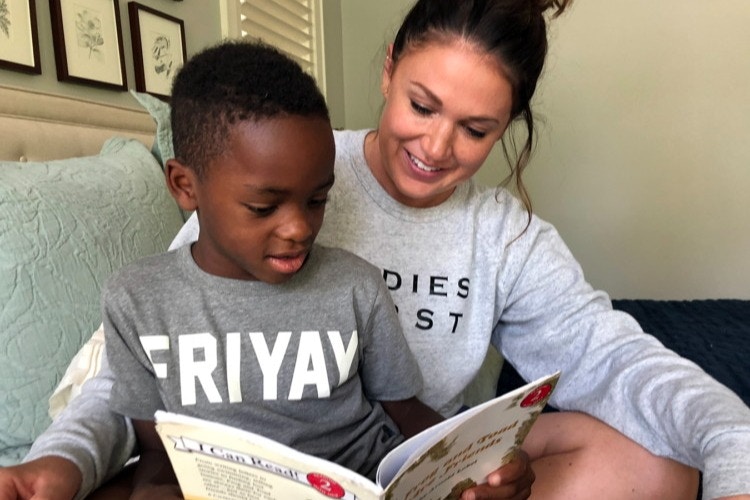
[496,299,750,408]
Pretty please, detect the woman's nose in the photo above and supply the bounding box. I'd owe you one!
[422,120,454,163]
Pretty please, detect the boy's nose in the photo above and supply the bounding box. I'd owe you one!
[277,210,314,243]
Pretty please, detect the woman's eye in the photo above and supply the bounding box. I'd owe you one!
[410,100,431,116]
[246,205,276,216]
[465,126,487,139]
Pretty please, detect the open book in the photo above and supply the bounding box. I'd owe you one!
[155,371,559,500]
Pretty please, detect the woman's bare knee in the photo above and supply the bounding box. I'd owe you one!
[523,411,699,499]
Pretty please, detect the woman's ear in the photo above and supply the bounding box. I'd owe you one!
[165,159,199,212]
[381,43,395,97]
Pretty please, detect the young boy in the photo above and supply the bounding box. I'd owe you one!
[102,40,443,497]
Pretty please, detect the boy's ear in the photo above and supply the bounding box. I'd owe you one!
[165,159,199,212]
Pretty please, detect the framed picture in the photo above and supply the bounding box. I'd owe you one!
[49,0,127,90]
[128,2,185,99]
[0,0,41,74]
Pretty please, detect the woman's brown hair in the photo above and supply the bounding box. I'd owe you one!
[390,0,573,226]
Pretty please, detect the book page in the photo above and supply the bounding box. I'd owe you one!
[155,412,384,500]
[377,372,559,500]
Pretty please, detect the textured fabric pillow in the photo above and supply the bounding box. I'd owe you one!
[130,90,192,222]
[0,137,184,464]
[130,90,174,168]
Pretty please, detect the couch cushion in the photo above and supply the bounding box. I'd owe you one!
[0,137,185,464]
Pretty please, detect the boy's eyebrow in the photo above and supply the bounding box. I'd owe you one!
[244,173,335,194]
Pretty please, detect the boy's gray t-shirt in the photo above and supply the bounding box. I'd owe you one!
[103,244,421,478]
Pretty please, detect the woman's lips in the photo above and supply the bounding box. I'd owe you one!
[408,151,442,173]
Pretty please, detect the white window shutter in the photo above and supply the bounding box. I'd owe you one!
[221,0,326,95]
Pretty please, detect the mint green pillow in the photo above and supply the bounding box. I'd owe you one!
[130,90,193,222]
[0,137,185,464]
[130,90,174,168]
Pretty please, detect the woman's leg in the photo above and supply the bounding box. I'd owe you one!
[523,412,699,499]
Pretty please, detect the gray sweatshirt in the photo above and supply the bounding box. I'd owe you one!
[27,129,750,499]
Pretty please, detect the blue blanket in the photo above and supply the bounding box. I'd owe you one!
[497,299,750,406]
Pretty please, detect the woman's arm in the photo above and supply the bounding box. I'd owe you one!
[24,355,136,499]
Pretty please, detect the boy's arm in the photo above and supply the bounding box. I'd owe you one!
[381,397,444,438]
[129,419,182,500]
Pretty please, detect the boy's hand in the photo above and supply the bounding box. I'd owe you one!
[129,483,183,500]
[460,450,534,500]
[0,456,82,500]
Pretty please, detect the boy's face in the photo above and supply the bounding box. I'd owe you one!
[179,116,335,283]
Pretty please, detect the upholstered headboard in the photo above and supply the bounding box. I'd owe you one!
[0,84,155,163]
[0,84,185,465]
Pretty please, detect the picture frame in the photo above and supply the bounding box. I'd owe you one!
[128,2,185,99]
[0,0,41,74]
[49,0,127,90]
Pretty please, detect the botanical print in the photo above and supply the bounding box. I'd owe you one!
[74,6,104,61]
[131,6,183,96]
[0,0,10,39]
[150,33,173,79]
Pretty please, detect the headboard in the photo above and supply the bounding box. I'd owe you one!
[0,84,156,163]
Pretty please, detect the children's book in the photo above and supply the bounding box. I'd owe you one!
[154,371,560,500]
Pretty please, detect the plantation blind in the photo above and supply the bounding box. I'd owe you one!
[234,0,325,90]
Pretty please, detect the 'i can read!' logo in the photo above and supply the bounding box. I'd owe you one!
[520,383,553,408]
[307,473,346,498]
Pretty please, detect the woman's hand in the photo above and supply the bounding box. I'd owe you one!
[460,450,534,500]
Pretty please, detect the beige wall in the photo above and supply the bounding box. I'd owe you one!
[0,0,221,108]
[526,0,750,299]
[339,0,411,129]
[337,0,750,300]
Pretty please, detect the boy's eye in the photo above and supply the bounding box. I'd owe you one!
[246,204,276,216]
[309,196,329,209]
[410,100,431,116]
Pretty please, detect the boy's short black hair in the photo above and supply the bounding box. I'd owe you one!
[171,40,330,177]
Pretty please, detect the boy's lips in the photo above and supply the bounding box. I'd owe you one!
[266,251,308,275]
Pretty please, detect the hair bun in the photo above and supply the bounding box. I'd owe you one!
[539,0,573,18]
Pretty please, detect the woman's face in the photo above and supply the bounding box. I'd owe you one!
[369,39,513,208]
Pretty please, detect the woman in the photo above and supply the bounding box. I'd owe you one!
[4,0,750,498]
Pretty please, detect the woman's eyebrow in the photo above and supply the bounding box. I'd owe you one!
[412,82,501,125]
